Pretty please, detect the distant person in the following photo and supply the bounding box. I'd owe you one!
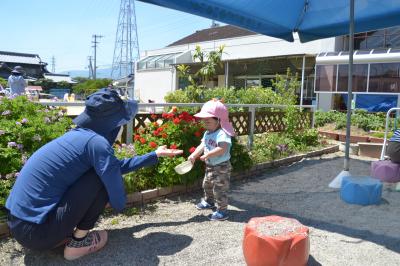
[6,88,183,260]
[188,99,235,221]
[147,99,155,113]
[387,129,400,163]
[8,66,27,95]
[63,92,70,102]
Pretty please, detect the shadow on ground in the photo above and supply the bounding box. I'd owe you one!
[228,156,400,254]
[22,219,200,266]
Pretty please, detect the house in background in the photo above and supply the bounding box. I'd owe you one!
[43,73,77,84]
[135,24,400,112]
[0,51,49,80]
[134,24,334,104]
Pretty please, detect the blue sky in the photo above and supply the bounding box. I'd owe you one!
[1,0,212,72]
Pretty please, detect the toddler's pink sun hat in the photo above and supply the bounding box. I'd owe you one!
[194,99,235,137]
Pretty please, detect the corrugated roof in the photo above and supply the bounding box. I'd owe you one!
[168,25,256,47]
[44,74,77,84]
[0,51,42,65]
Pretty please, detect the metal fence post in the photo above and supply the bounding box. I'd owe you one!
[311,106,316,128]
[247,107,256,149]
[126,119,134,144]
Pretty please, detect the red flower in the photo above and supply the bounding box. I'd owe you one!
[194,131,202,138]
[170,144,178,149]
[189,146,196,153]
[140,138,146,144]
[162,113,168,118]
[134,134,140,140]
[151,114,158,119]
[162,133,168,139]
[149,141,157,148]
[173,118,180,124]
[153,130,159,136]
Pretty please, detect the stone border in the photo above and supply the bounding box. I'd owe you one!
[0,145,339,240]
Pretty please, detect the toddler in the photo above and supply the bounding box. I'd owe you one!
[189,99,235,221]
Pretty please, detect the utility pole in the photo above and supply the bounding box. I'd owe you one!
[88,56,94,79]
[92,34,103,79]
[51,56,56,73]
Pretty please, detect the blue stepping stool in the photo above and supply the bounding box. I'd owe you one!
[340,176,382,206]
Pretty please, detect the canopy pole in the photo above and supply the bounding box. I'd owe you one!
[329,0,354,188]
[344,0,354,171]
[225,61,229,87]
[300,56,306,108]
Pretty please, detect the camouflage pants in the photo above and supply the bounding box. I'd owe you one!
[203,161,232,211]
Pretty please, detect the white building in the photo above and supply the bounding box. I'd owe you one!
[135,25,400,111]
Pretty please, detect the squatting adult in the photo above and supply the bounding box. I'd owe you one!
[6,88,182,260]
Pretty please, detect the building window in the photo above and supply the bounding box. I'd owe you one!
[315,65,337,92]
[337,64,368,92]
[246,78,260,88]
[369,63,400,93]
[137,53,181,70]
[346,26,400,50]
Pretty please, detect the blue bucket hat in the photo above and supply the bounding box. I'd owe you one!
[73,88,138,134]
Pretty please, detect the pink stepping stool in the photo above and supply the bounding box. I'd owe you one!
[371,160,400,183]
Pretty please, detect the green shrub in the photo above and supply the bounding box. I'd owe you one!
[0,77,7,89]
[115,108,252,193]
[0,95,72,211]
[0,96,72,175]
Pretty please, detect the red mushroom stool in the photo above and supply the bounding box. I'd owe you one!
[243,216,310,266]
[371,160,400,183]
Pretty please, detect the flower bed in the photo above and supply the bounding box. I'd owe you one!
[0,95,72,218]
[116,109,253,193]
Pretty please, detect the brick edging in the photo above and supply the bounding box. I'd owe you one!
[0,145,339,239]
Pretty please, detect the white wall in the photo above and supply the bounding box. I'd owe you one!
[134,68,175,103]
[136,33,337,103]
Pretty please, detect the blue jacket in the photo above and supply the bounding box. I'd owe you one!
[6,128,158,224]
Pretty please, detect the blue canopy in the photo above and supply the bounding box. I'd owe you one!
[138,0,400,42]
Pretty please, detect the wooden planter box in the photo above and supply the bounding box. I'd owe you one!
[358,142,386,159]
[318,130,339,140]
[338,134,369,143]
[368,137,384,143]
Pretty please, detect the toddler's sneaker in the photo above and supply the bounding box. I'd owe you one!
[209,210,229,221]
[196,199,215,210]
[64,230,108,260]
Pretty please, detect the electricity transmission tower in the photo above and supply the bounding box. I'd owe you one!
[111,0,139,79]
[51,56,55,73]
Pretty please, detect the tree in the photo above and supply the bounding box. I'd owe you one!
[176,45,224,87]
[72,79,112,96]
[0,77,7,88]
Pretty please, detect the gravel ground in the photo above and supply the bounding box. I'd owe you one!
[1,152,400,266]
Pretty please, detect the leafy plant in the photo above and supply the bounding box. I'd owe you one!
[115,108,252,193]
[0,77,7,88]
[72,78,112,96]
[0,95,72,210]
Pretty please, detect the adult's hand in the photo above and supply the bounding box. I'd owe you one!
[155,145,183,157]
